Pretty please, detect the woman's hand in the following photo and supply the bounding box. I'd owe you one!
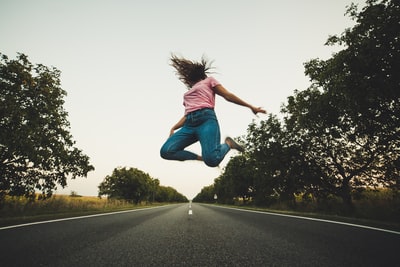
[251,106,267,115]
[168,115,186,137]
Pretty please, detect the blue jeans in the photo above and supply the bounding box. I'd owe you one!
[160,108,230,167]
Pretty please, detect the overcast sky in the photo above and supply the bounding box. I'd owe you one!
[1,0,366,199]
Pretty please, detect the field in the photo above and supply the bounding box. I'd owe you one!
[0,194,162,227]
[233,188,400,231]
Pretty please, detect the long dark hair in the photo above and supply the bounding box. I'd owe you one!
[170,54,214,88]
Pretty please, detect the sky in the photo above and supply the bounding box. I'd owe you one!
[1,0,366,199]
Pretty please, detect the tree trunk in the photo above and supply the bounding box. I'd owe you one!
[341,178,354,214]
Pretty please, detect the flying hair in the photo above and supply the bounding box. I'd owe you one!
[170,54,214,88]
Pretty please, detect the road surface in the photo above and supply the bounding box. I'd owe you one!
[0,203,398,266]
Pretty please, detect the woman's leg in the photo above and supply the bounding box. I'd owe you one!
[197,118,230,167]
[160,126,200,161]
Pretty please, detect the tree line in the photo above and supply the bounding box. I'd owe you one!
[194,0,399,211]
[98,167,188,203]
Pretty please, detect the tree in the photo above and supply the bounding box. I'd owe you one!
[98,167,188,203]
[283,88,375,207]
[98,167,153,203]
[246,115,310,206]
[193,184,215,203]
[155,186,188,202]
[284,0,400,208]
[213,173,236,204]
[222,155,254,203]
[323,0,400,189]
[0,53,94,200]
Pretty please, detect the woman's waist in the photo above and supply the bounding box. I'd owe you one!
[185,108,216,125]
[186,107,214,116]
[185,104,214,115]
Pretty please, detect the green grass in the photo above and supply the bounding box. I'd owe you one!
[217,188,400,232]
[215,204,400,232]
[0,195,165,227]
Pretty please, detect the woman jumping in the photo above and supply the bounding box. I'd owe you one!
[160,54,266,167]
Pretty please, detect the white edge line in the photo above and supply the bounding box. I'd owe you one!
[0,205,167,231]
[208,204,400,235]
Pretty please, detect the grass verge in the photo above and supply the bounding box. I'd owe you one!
[0,195,166,227]
[212,204,400,232]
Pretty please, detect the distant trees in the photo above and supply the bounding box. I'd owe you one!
[98,167,188,203]
[154,185,188,203]
[194,0,399,210]
[0,53,94,200]
[193,184,215,203]
[214,155,254,204]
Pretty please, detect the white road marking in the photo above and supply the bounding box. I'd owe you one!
[188,209,193,215]
[210,205,400,235]
[0,205,168,231]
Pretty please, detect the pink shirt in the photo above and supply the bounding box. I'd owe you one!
[183,77,220,115]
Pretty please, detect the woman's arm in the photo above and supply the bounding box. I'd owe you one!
[169,115,186,136]
[213,84,267,115]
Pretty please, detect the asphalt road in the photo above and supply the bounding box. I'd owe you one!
[0,203,398,267]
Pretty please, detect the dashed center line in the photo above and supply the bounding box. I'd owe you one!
[188,201,193,215]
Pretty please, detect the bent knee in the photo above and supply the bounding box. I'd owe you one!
[160,146,172,159]
[203,157,220,167]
